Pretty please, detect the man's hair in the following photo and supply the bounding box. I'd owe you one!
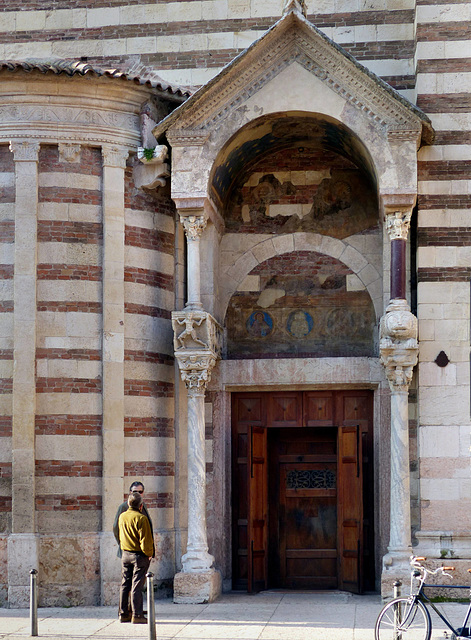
[128,491,142,510]
[129,481,144,492]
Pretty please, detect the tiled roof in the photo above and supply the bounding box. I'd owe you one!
[0,58,192,101]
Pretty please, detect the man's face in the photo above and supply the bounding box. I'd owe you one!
[133,484,144,497]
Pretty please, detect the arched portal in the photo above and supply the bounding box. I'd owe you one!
[212,112,379,593]
[158,4,432,603]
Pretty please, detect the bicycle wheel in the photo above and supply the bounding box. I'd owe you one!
[375,597,431,640]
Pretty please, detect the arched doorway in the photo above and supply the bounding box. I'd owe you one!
[217,113,379,593]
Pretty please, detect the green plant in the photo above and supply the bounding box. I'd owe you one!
[143,147,155,161]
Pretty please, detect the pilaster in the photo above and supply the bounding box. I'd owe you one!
[100,144,129,604]
[9,140,40,607]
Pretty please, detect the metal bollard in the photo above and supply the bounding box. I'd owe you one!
[393,580,402,599]
[30,569,38,637]
[146,572,156,640]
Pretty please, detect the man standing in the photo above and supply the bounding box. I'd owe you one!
[118,491,154,624]
[113,481,155,558]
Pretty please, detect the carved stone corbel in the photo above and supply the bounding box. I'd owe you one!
[380,299,418,392]
[172,310,222,394]
[134,144,170,189]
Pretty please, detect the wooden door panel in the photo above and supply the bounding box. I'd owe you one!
[303,391,335,426]
[248,425,268,592]
[267,392,302,427]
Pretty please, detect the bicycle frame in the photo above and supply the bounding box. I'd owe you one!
[417,583,471,638]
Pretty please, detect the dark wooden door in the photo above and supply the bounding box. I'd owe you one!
[270,428,338,589]
[232,390,373,593]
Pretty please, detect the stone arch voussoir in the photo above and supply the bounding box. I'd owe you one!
[221,232,382,320]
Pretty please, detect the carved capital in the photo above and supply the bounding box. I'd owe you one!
[385,208,413,241]
[102,144,129,169]
[9,140,40,162]
[180,214,207,241]
[380,299,418,392]
[58,143,81,163]
[175,352,218,394]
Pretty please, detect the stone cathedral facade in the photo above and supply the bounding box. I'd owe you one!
[0,0,470,606]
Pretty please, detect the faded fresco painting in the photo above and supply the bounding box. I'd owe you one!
[219,124,377,238]
[225,251,376,359]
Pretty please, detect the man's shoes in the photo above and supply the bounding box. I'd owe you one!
[132,615,148,624]
[119,613,132,623]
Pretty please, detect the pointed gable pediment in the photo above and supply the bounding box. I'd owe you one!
[154,8,433,145]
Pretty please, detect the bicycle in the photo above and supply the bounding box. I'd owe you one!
[375,556,471,640]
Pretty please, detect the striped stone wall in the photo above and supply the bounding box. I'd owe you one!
[35,145,103,536]
[0,145,14,604]
[123,161,176,585]
[416,0,471,541]
[0,0,417,96]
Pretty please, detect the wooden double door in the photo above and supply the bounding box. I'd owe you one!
[232,390,374,593]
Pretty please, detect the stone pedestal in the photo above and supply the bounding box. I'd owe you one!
[99,531,121,606]
[7,533,39,608]
[173,569,222,604]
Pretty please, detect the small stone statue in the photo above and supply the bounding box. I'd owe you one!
[282,0,307,17]
[175,314,208,349]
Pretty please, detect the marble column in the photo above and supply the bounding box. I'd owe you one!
[8,140,40,607]
[172,212,222,603]
[380,204,418,596]
[100,144,129,605]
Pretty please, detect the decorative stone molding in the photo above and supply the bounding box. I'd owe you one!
[58,143,81,163]
[9,140,40,162]
[134,145,170,189]
[385,208,413,241]
[167,130,210,147]
[380,299,418,392]
[181,215,207,241]
[102,145,129,168]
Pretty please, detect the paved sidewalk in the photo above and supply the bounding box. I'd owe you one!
[0,591,462,640]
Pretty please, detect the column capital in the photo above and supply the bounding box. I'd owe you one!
[58,142,81,163]
[9,140,40,162]
[384,208,413,241]
[102,144,129,168]
[180,214,207,241]
[380,299,418,392]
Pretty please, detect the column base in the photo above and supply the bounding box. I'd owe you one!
[99,532,121,606]
[381,551,412,600]
[173,569,222,604]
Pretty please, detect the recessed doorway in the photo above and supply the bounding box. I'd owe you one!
[231,390,374,593]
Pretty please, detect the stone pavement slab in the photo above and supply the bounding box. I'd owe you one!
[0,591,465,640]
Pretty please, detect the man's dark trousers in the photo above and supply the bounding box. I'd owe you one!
[119,551,151,617]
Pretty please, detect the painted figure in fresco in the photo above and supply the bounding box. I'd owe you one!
[246,311,273,337]
[175,313,207,349]
[287,310,313,338]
